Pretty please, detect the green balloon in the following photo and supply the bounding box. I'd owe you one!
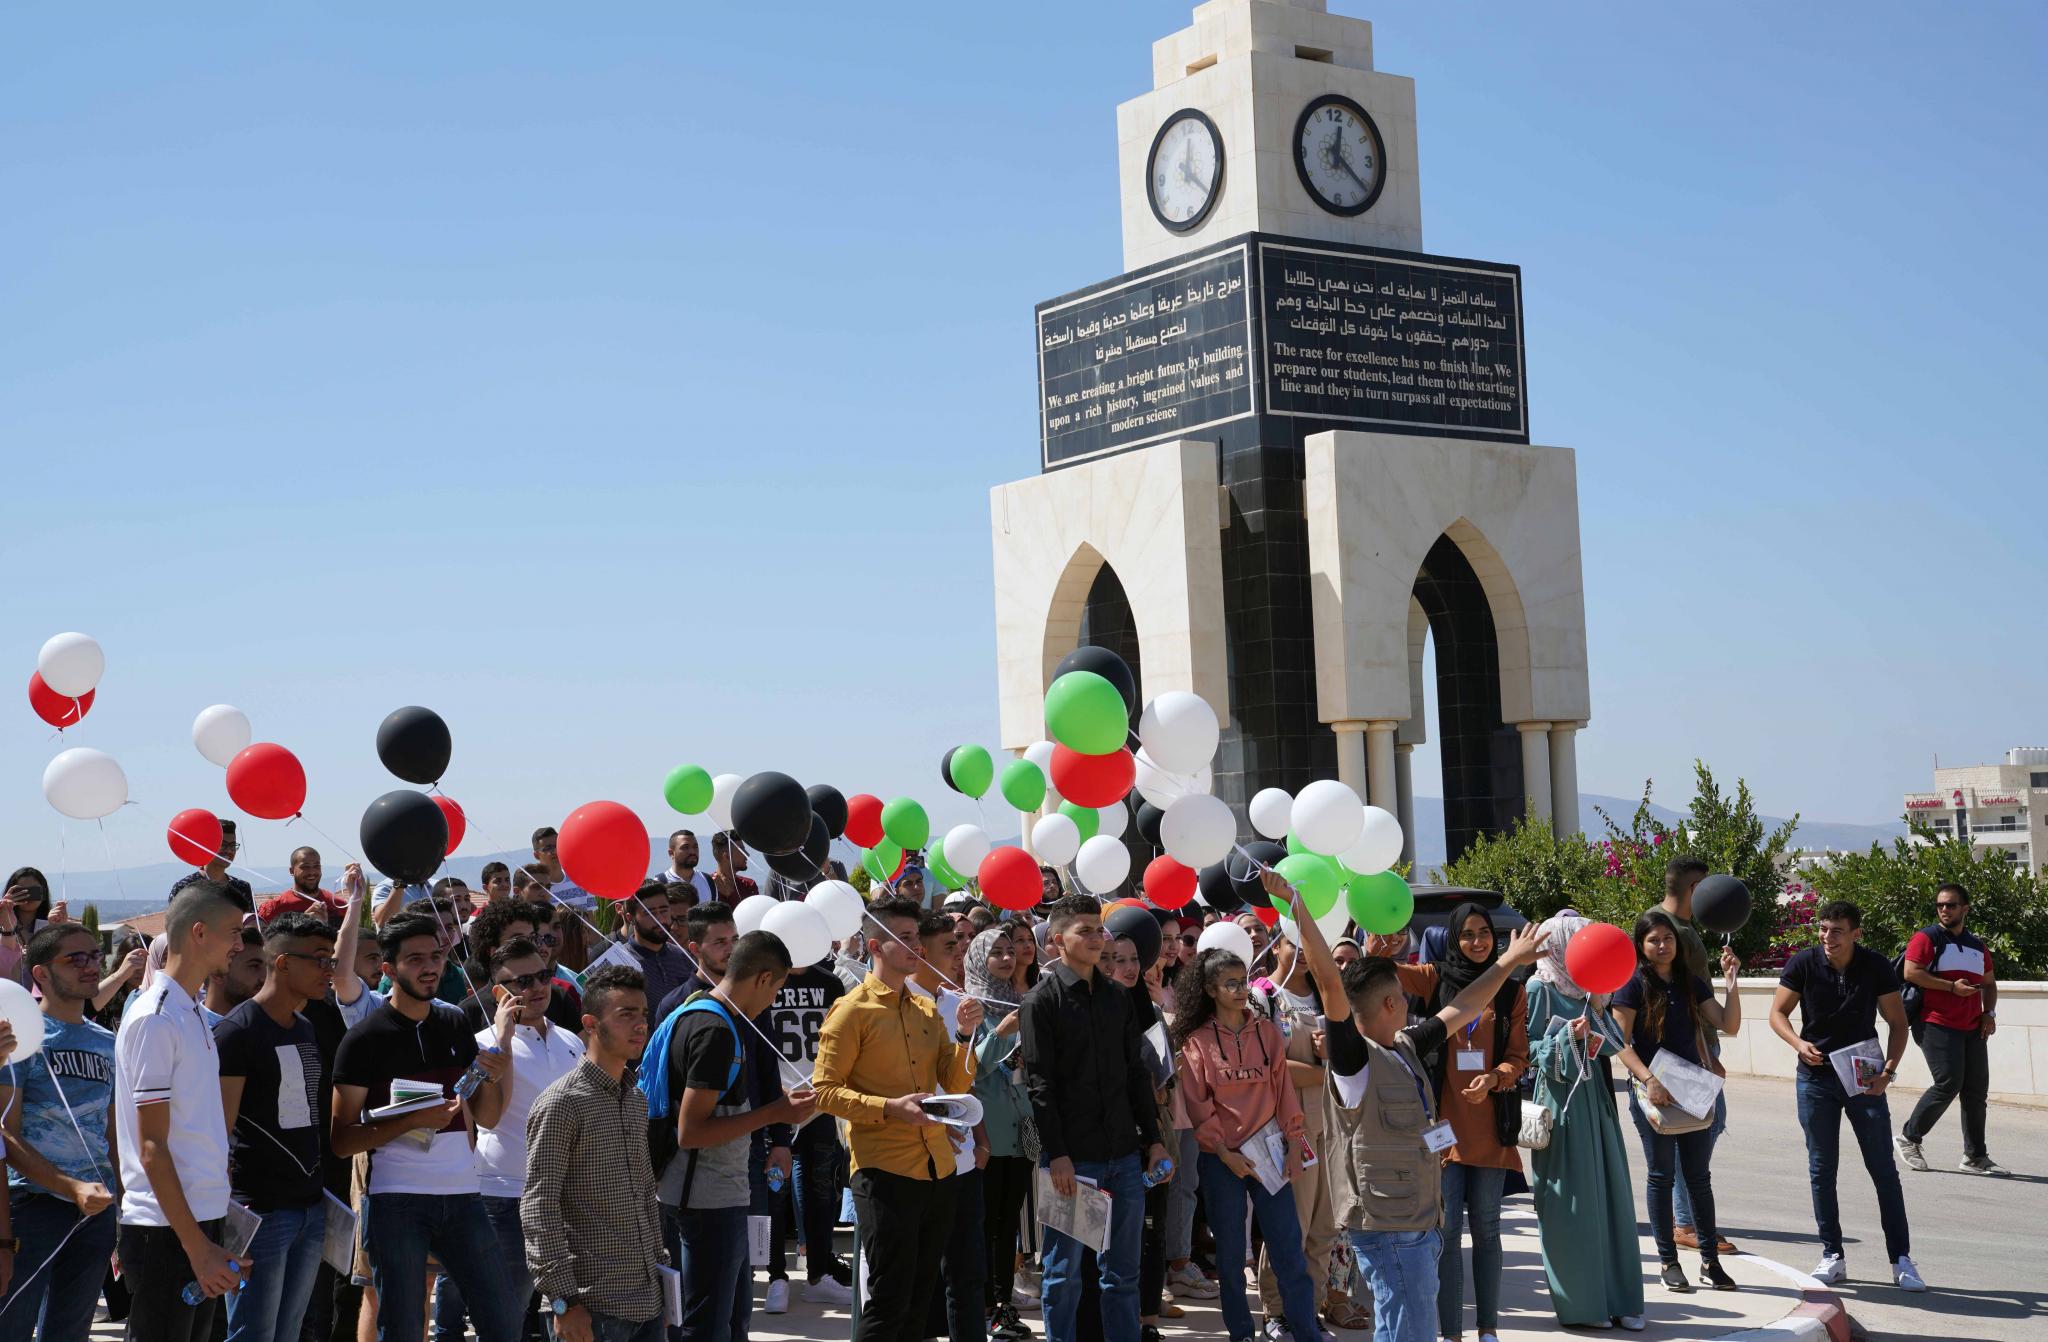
[1285,830,1311,858]
[927,838,960,892]
[1275,853,1340,916]
[1059,799,1099,844]
[663,764,714,815]
[862,840,904,885]
[999,758,1047,811]
[881,797,930,851]
[1044,671,1128,755]
[946,745,995,799]
[1346,870,1414,935]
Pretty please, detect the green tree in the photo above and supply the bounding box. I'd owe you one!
[1437,812,1610,924]
[1799,828,2048,977]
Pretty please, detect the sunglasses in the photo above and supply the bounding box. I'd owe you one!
[496,971,548,991]
[1178,935,1199,946]
[1935,902,1966,910]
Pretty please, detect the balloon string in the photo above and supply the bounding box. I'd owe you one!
[292,815,363,868]
[0,1058,101,1324]
[94,819,129,906]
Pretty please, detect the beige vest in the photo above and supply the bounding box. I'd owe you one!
[1324,1031,1442,1234]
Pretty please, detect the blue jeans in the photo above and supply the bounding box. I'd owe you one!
[1348,1229,1441,1342]
[363,1192,520,1342]
[552,1311,665,1342]
[1437,1163,1506,1336]
[1627,1087,1725,1232]
[1196,1154,1325,1342]
[0,1191,117,1342]
[433,1195,537,1340]
[226,1202,327,1342]
[674,1205,751,1342]
[1040,1153,1143,1342]
[1794,1068,1911,1263]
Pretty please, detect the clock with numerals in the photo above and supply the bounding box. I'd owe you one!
[1293,94,1386,216]
[1146,108,1224,233]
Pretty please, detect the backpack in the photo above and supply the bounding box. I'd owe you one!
[647,997,745,1205]
[1890,925,1950,1028]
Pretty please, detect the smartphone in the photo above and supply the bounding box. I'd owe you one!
[491,984,514,1007]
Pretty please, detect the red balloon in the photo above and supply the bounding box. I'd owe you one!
[845,794,885,849]
[432,795,466,856]
[1565,922,1636,995]
[227,743,307,819]
[1049,745,1136,809]
[1143,855,1197,910]
[167,808,223,868]
[1253,903,1279,928]
[980,847,1042,912]
[27,673,93,728]
[559,800,651,900]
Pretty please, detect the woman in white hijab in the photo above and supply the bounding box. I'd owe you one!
[1526,910,1646,1332]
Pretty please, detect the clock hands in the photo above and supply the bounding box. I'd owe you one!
[1319,123,1373,198]
[1177,143,1212,199]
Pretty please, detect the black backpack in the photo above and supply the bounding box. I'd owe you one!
[1890,925,1951,1027]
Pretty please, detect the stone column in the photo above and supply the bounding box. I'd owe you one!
[1333,722,1368,799]
[1518,722,1553,824]
[1395,744,1417,870]
[1366,721,1399,815]
[1549,722,1582,839]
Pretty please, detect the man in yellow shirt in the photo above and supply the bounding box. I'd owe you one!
[813,896,983,1342]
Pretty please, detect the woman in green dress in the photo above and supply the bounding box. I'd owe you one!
[1525,910,1648,1331]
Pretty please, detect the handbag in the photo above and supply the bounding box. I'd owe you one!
[1515,1102,1554,1150]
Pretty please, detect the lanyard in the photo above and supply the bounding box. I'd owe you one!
[1389,1050,1432,1116]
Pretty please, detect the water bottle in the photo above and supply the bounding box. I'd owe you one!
[766,1166,787,1195]
[1142,1157,1174,1189]
[180,1264,243,1306]
[452,1047,502,1101]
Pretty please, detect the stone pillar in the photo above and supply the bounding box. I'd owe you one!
[1333,722,1368,799]
[1518,722,1553,824]
[1395,744,1417,870]
[1549,722,1582,839]
[1366,721,1399,815]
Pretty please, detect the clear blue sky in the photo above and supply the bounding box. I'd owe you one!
[5,2,2044,878]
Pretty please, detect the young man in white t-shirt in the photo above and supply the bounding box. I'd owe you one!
[114,880,253,1342]
[330,912,519,1342]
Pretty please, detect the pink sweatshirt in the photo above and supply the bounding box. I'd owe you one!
[1178,1015,1303,1154]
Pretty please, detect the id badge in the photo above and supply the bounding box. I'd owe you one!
[1455,1049,1485,1071]
[1422,1121,1456,1154]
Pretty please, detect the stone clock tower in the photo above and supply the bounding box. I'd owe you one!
[991,0,1591,868]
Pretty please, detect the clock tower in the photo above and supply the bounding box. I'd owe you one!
[990,0,1591,872]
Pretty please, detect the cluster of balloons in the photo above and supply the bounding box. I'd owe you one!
[27,633,104,729]
[359,707,461,883]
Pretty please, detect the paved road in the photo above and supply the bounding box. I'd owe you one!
[90,1074,2044,1341]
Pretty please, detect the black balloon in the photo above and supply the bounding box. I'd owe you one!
[376,706,451,785]
[1136,802,1166,849]
[1692,874,1753,935]
[806,784,848,840]
[1197,861,1243,914]
[1105,902,1161,972]
[360,789,448,884]
[1232,841,1288,909]
[766,813,831,881]
[940,746,961,794]
[732,772,812,855]
[1055,645,1139,717]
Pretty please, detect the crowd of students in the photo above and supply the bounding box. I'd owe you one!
[0,837,2008,1342]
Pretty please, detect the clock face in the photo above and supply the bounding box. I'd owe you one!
[1146,109,1223,233]
[1294,94,1386,216]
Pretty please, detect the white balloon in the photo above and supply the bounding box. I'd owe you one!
[0,981,45,1061]
[1291,779,1365,856]
[1133,748,1213,810]
[1074,835,1131,895]
[1137,692,1220,775]
[1196,921,1255,967]
[943,823,992,874]
[1032,813,1081,867]
[1094,801,1129,841]
[733,893,778,937]
[761,899,833,967]
[42,748,128,820]
[706,773,745,832]
[1248,788,1294,841]
[1023,740,1057,775]
[1160,793,1235,869]
[192,704,253,768]
[805,880,867,939]
[1340,806,1405,876]
[37,632,104,698]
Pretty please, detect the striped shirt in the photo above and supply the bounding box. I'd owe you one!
[522,1058,667,1321]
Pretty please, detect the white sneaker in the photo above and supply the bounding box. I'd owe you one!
[1811,1253,1847,1285]
[1893,1256,1926,1293]
[1616,1317,1646,1332]
[1168,1263,1220,1299]
[1012,1286,1041,1312]
[1961,1156,2011,1176]
[764,1278,790,1314]
[1894,1135,1930,1171]
[801,1277,853,1307]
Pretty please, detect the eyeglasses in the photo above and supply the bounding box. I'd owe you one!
[56,950,104,969]
[533,932,560,947]
[496,971,547,991]
[281,952,339,971]
[1218,978,1248,993]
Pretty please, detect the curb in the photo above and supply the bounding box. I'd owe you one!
[1716,1254,1855,1342]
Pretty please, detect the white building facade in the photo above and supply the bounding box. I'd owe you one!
[1904,747,2048,876]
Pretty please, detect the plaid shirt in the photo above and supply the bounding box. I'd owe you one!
[521,1058,666,1321]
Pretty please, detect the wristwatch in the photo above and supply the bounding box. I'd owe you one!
[954,1031,973,1044]
[545,1296,580,1316]
[1883,1067,1899,1080]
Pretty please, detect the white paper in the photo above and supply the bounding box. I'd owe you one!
[658,1265,683,1326]
[223,1201,263,1259]
[1649,1050,1724,1120]
[1421,1121,1456,1154]
[1239,1118,1290,1196]
[919,1092,984,1129]
[747,1214,772,1267]
[1828,1038,1887,1098]
[951,1127,977,1177]
[1142,1021,1174,1088]
[320,1191,357,1278]
[584,939,642,976]
[1034,1166,1112,1253]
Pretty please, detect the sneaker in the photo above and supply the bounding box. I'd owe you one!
[1160,1301,1185,1319]
[1810,1253,1847,1286]
[1961,1156,2011,1176]
[1168,1263,1220,1299]
[1700,1259,1738,1291]
[990,1307,1032,1341]
[1894,1135,1930,1171]
[1893,1256,1926,1292]
[1012,1286,1042,1312]
[764,1278,790,1315]
[1263,1320,1294,1342]
[1616,1317,1646,1332]
[1660,1262,1692,1293]
[802,1277,853,1307]
[1143,1328,1165,1342]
